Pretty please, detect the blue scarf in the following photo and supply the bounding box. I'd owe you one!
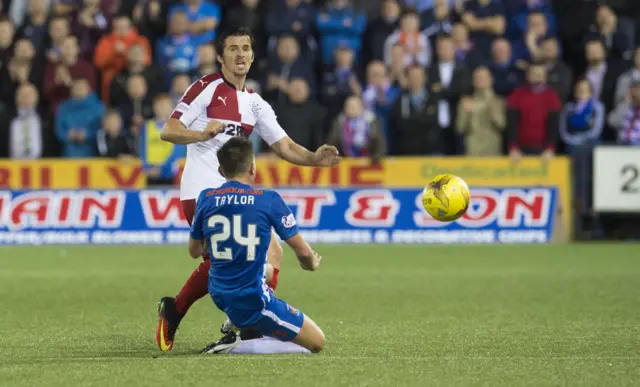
[567,99,595,133]
[341,115,370,157]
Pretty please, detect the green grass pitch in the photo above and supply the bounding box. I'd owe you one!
[1,244,640,387]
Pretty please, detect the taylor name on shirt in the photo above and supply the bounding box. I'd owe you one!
[213,194,256,207]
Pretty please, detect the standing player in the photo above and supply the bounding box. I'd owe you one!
[156,26,340,352]
[190,137,325,354]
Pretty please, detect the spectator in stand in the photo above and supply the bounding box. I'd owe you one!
[94,14,152,102]
[422,0,453,49]
[43,35,97,115]
[451,23,483,70]
[15,0,50,53]
[118,74,154,136]
[265,0,315,53]
[316,0,367,65]
[274,78,326,152]
[538,36,572,103]
[224,0,262,33]
[156,10,201,83]
[583,39,622,113]
[390,65,442,155]
[507,0,556,41]
[109,43,164,108]
[55,78,105,158]
[608,80,640,146]
[9,84,43,159]
[321,46,362,129]
[329,95,386,162]
[96,109,135,158]
[265,35,315,103]
[461,0,506,57]
[428,34,471,155]
[46,15,70,63]
[584,5,632,66]
[0,17,15,74]
[560,78,604,223]
[456,66,505,156]
[134,0,172,45]
[72,0,113,60]
[191,43,217,80]
[0,39,43,108]
[169,0,221,44]
[388,42,408,88]
[401,0,450,13]
[171,73,192,106]
[362,0,400,64]
[615,47,640,105]
[361,60,400,138]
[384,10,430,68]
[512,11,550,65]
[507,64,561,163]
[139,94,186,183]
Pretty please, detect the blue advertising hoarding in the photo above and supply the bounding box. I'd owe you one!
[0,187,557,245]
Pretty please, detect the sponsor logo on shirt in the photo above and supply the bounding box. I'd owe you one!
[282,213,296,228]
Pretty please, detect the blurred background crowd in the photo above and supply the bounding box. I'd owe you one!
[0,0,639,237]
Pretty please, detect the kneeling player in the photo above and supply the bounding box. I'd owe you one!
[187,137,325,354]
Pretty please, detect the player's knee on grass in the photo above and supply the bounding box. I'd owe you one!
[267,232,283,270]
[293,315,325,353]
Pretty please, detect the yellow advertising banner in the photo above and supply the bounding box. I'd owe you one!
[0,159,146,189]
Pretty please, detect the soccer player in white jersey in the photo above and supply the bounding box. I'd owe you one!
[155,27,341,352]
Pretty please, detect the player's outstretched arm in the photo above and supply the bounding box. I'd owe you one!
[284,234,322,271]
[271,137,341,167]
[160,118,225,144]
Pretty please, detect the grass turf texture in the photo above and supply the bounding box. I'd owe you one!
[1,245,639,387]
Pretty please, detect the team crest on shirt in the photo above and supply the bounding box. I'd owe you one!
[287,305,299,316]
[282,214,296,228]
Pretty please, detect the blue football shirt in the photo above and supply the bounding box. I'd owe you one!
[190,181,299,302]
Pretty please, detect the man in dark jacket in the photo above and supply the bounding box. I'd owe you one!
[362,0,400,64]
[390,65,442,155]
[507,64,562,164]
[538,36,572,103]
[488,38,523,98]
[427,34,472,155]
[273,78,326,151]
[264,35,316,103]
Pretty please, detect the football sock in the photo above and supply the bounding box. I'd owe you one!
[239,328,263,340]
[229,337,311,354]
[267,268,280,291]
[175,255,210,316]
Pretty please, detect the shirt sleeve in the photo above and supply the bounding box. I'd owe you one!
[254,95,288,146]
[268,192,299,241]
[171,79,214,128]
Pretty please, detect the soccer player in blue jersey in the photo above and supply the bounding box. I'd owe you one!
[188,137,325,354]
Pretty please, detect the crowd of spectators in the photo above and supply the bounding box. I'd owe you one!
[1,0,640,235]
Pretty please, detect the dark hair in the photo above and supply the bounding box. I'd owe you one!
[217,137,255,178]
[50,15,69,24]
[402,9,420,18]
[0,16,13,25]
[215,26,255,57]
[574,78,594,94]
[436,33,453,42]
[105,108,122,118]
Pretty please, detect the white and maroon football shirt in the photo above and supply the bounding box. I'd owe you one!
[171,73,287,200]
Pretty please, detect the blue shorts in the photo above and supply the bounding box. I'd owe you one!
[211,292,305,341]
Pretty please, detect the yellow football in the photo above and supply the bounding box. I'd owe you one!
[422,174,471,222]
